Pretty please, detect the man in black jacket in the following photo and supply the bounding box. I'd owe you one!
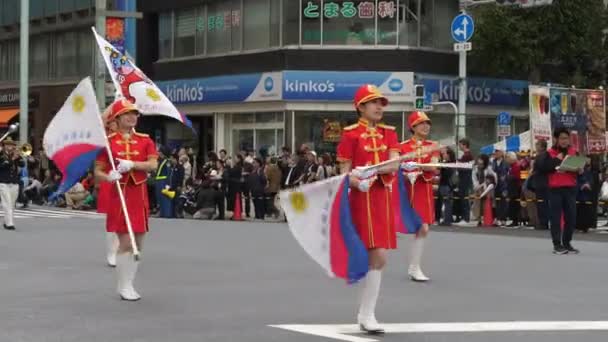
[0,137,24,230]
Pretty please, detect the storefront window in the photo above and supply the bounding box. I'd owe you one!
[195,6,206,55]
[230,111,285,156]
[283,0,300,44]
[158,12,173,59]
[56,31,78,78]
[301,0,321,44]
[431,0,458,50]
[207,0,242,54]
[77,29,93,77]
[30,34,49,81]
[175,8,196,57]
[323,1,374,45]
[243,0,281,50]
[234,129,254,153]
[377,1,398,45]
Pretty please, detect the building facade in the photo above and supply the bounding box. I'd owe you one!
[0,0,100,150]
[138,0,522,156]
[0,0,136,151]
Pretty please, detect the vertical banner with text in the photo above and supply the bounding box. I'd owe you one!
[529,85,552,148]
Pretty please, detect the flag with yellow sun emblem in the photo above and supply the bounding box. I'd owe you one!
[43,77,107,198]
[92,27,193,131]
[279,175,369,284]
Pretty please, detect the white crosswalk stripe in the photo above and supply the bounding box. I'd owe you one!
[0,207,104,220]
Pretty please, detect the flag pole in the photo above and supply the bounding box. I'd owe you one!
[94,104,140,261]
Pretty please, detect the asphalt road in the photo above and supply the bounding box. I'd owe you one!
[1,214,608,342]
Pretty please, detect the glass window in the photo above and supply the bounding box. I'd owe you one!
[31,0,44,18]
[207,0,242,54]
[255,112,279,123]
[175,8,196,57]
[30,35,49,80]
[77,29,93,77]
[294,111,357,154]
[398,0,418,46]
[377,0,398,45]
[233,129,254,155]
[243,0,281,50]
[59,0,75,12]
[0,42,7,81]
[195,6,206,55]
[301,0,321,44]
[56,31,77,78]
[283,0,300,44]
[45,0,59,16]
[74,0,91,11]
[322,0,376,45]
[256,129,279,156]
[8,39,19,81]
[2,0,19,26]
[158,12,173,59]
[232,114,255,124]
[431,0,458,49]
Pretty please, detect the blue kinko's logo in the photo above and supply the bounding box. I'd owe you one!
[264,77,274,92]
[388,79,403,92]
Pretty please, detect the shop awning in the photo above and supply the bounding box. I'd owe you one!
[0,108,18,127]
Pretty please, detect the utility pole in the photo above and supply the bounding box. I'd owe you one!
[19,0,29,144]
[95,0,107,109]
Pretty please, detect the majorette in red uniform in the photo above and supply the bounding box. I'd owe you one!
[336,84,400,334]
[399,111,439,282]
[95,99,158,301]
[98,109,119,267]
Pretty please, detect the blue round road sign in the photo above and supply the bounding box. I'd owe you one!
[451,13,475,43]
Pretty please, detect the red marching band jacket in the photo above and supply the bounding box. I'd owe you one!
[337,118,401,249]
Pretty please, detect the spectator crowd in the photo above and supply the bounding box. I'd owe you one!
[10,136,608,232]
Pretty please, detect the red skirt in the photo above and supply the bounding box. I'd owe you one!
[97,181,112,214]
[106,181,150,234]
[349,180,396,250]
[406,180,435,224]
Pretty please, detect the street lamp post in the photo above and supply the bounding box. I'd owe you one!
[19,0,29,144]
[95,0,107,108]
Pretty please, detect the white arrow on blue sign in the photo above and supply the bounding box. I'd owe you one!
[451,13,475,43]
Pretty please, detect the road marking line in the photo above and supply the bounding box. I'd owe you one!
[269,321,608,342]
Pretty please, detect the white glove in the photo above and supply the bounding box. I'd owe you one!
[116,158,135,174]
[400,161,418,172]
[357,178,373,192]
[352,166,377,180]
[107,170,122,182]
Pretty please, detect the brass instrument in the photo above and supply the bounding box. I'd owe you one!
[20,143,32,157]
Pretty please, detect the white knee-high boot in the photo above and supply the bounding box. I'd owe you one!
[116,253,141,301]
[105,233,119,267]
[409,237,430,282]
[357,270,384,333]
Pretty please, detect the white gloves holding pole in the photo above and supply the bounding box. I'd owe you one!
[116,159,135,174]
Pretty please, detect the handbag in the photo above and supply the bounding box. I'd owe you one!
[600,181,608,201]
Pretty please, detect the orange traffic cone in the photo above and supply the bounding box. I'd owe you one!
[232,192,243,221]
[482,196,494,228]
